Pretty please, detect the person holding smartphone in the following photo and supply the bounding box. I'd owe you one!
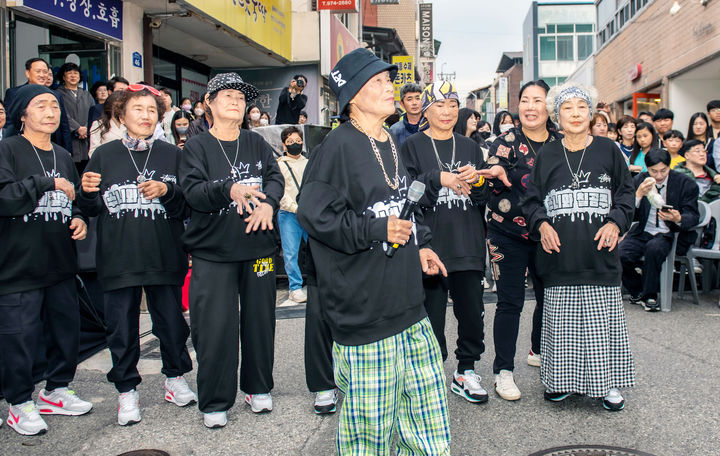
[619,148,699,312]
[276,74,307,125]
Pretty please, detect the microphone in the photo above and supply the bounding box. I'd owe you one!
[386,180,426,258]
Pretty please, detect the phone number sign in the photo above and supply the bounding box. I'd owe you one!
[392,56,414,101]
[17,0,123,41]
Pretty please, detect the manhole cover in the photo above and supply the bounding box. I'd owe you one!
[529,445,657,456]
[117,451,170,456]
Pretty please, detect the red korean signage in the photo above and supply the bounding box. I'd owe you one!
[317,0,358,12]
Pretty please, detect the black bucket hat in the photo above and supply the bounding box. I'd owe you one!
[207,73,259,102]
[329,48,397,115]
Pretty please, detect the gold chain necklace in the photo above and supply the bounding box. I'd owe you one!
[522,129,549,156]
[350,119,399,190]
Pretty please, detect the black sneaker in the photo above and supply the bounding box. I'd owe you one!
[543,390,573,402]
[628,295,643,306]
[642,298,660,312]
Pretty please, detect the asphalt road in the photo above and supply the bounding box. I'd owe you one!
[1,288,719,456]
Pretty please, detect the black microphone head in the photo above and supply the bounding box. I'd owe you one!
[407,180,425,203]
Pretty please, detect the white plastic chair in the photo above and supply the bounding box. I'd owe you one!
[676,201,711,306]
[680,200,720,308]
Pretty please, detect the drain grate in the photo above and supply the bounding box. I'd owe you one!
[116,451,170,456]
[529,445,657,456]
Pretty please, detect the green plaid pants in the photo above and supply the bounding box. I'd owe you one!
[333,318,451,456]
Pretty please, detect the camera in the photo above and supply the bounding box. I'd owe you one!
[296,79,305,88]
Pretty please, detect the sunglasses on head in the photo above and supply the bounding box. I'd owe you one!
[127,84,161,97]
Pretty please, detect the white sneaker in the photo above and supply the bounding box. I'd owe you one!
[203,411,228,428]
[7,401,48,436]
[494,369,521,401]
[164,376,198,407]
[527,350,541,367]
[451,370,488,403]
[693,259,703,274]
[313,389,338,414]
[245,393,273,413]
[38,387,93,416]
[602,388,625,411]
[289,289,307,303]
[117,390,141,426]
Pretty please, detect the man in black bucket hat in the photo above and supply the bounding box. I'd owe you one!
[297,48,451,455]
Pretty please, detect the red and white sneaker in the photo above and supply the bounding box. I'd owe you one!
[164,376,197,407]
[245,393,273,413]
[38,388,93,416]
[527,349,541,367]
[117,390,141,426]
[7,401,48,436]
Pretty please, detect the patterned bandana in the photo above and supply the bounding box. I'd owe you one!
[554,86,593,118]
[421,81,460,112]
[122,131,154,151]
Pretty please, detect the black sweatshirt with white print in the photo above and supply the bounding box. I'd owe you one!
[401,132,490,273]
[297,122,435,346]
[521,136,635,288]
[179,130,284,262]
[0,135,84,294]
[77,139,188,291]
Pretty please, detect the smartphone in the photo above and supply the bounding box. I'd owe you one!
[660,205,674,212]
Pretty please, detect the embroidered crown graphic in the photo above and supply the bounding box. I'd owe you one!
[46,169,61,178]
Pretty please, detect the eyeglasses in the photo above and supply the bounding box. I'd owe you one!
[285,139,303,145]
[126,84,161,97]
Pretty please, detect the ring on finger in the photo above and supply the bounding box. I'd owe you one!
[244,193,252,199]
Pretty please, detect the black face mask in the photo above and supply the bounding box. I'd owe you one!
[286,143,303,156]
[479,131,492,140]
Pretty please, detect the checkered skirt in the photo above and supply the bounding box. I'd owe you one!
[541,286,636,397]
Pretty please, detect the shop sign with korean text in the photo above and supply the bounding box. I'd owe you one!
[13,0,123,40]
[392,56,414,101]
[182,0,292,61]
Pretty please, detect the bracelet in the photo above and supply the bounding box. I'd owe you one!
[472,176,485,187]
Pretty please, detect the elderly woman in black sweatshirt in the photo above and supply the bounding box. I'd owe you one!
[522,84,636,411]
[297,48,449,455]
[0,84,92,436]
[179,73,284,429]
[401,81,491,405]
[79,84,194,427]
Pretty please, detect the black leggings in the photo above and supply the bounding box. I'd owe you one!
[487,229,544,374]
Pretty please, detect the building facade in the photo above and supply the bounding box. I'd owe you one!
[594,0,720,133]
[2,0,364,126]
[523,1,596,87]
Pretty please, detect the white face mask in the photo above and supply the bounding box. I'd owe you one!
[181,104,192,111]
[259,118,269,126]
[500,124,513,133]
[250,112,261,121]
[194,108,205,117]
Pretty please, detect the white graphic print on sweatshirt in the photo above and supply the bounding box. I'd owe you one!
[216,161,264,215]
[435,160,472,211]
[23,170,71,223]
[102,171,172,219]
[365,176,417,252]
[544,176,612,223]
